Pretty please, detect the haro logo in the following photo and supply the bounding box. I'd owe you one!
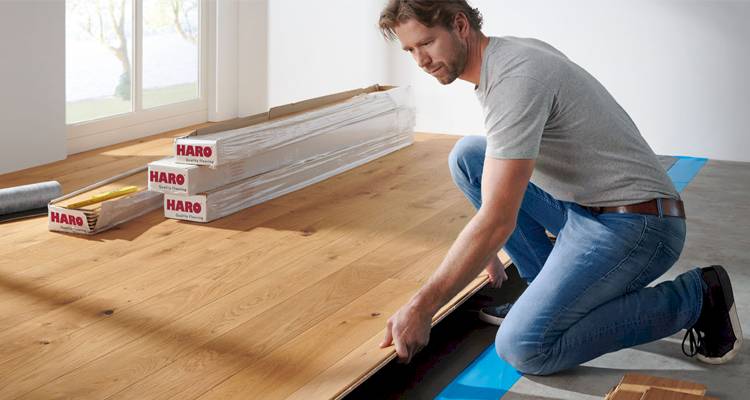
[176,144,212,158]
[166,199,202,214]
[50,211,84,227]
[150,170,186,186]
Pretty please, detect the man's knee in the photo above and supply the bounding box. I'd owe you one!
[495,323,559,376]
[448,135,485,183]
[496,326,541,375]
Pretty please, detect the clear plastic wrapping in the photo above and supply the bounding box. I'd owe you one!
[164,131,413,222]
[163,85,416,223]
[150,102,413,196]
[173,86,415,167]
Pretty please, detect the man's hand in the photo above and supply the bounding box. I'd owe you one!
[379,299,433,364]
[484,255,508,288]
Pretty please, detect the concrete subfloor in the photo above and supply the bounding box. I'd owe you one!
[346,158,750,399]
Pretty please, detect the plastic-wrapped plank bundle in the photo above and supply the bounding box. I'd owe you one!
[171,85,414,167]
[164,131,412,222]
[148,93,412,196]
[161,85,415,222]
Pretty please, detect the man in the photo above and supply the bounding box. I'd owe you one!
[377,0,742,374]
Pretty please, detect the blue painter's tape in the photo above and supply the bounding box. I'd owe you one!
[435,345,521,400]
[436,155,706,400]
[668,156,708,193]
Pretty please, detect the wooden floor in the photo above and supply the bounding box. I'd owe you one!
[0,129,498,399]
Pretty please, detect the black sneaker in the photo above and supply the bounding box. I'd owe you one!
[479,302,513,326]
[682,265,743,364]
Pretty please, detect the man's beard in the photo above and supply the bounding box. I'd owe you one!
[436,34,468,85]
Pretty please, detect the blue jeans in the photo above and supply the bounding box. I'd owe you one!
[448,136,704,375]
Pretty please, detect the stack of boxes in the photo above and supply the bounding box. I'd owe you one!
[147,85,415,223]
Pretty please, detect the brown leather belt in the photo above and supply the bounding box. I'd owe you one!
[586,198,686,219]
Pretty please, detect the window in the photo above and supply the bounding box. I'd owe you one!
[65,0,207,152]
[66,0,135,123]
[142,0,200,109]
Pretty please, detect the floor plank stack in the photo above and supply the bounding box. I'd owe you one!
[152,85,416,223]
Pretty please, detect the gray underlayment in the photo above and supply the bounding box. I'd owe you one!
[347,158,750,399]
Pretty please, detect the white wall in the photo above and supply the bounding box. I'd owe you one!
[2,0,747,177]
[208,0,269,120]
[267,0,390,106]
[237,0,269,117]
[0,1,66,175]
[387,0,750,162]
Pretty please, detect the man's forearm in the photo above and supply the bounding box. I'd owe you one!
[412,210,514,316]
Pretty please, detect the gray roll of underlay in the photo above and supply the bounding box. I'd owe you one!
[0,181,62,215]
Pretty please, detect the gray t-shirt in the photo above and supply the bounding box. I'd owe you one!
[476,36,679,207]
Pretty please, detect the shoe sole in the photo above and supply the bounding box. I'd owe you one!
[478,311,504,326]
[696,265,743,365]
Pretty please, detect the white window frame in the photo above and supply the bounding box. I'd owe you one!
[66,0,209,154]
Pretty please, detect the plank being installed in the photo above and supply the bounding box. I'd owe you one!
[0,131,504,399]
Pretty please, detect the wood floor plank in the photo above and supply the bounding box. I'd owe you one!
[0,205,295,370]
[0,135,449,356]
[287,275,490,400]
[0,132,488,400]
[0,214,285,332]
[194,278,423,400]
[0,210,165,270]
[0,238,259,399]
[191,201,486,400]
[15,181,463,399]
[105,197,474,400]
[0,231,312,399]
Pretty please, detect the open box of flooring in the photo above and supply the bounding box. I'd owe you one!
[157,84,416,222]
[48,167,163,235]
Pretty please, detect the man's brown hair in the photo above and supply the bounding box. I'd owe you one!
[379,0,483,41]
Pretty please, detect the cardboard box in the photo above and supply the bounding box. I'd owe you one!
[48,167,163,235]
[172,84,414,167]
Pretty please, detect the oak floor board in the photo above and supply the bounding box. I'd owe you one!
[0,207,299,374]
[0,218,63,255]
[286,274,490,400]
[0,202,295,319]
[0,237,265,400]
[0,131,489,400]
[0,219,279,332]
[0,136,452,374]
[0,210,166,272]
[104,196,473,400]
[192,199,484,400]
[195,278,423,400]
[17,180,463,399]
